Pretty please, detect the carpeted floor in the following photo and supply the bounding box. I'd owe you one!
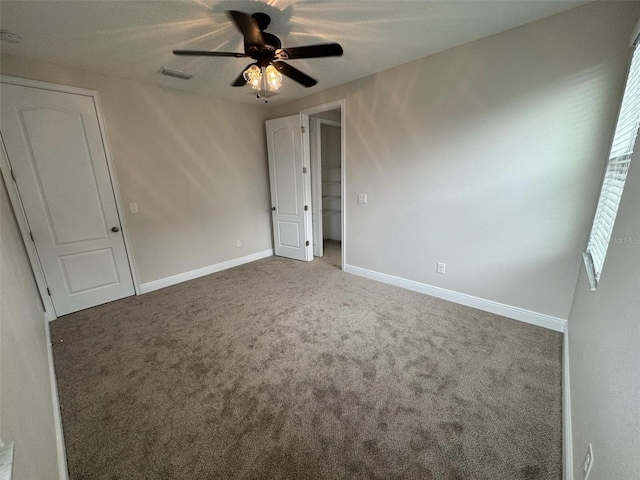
[51,241,562,480]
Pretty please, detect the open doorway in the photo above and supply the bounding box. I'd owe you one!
[302,101,345,269]
[265,100,345,268]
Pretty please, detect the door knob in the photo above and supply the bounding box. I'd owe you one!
[111,227,120,232]
[271,207,276,211]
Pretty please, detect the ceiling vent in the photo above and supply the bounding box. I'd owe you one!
[159,67,193,80]
[0,30,22,43]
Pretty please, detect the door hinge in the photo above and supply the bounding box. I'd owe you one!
[304,205,308,211]
[29,231,35,242]
[47,287,51,296]
[10,170,17,183]
[301,126,306,134]
[303,167,307,174]
[305,240,310,246]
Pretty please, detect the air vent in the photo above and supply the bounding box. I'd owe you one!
[0,30,22,43]
[159,67,193,80]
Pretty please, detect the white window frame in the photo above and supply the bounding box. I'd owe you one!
[584,24,640,290]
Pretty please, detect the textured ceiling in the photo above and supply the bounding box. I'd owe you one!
[0,0,589,106]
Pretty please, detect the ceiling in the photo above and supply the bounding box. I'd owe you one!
[0,0,589,106]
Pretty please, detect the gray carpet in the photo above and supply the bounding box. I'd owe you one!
[51,241,562,480]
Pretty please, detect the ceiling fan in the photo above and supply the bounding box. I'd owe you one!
[173,11,343,99]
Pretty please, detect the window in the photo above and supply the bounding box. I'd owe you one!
[584,41,640,289]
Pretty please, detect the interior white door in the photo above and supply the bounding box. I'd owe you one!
[266,115,313,261]
[1,83,135,316]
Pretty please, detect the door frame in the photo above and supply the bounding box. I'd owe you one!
[0,75,141,320]
[309,117,341,258]
[300,99,346,270]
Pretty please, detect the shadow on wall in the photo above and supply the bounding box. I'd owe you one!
[102,81,271,282]
[340,22,623,316]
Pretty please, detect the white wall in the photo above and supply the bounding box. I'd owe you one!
[312,109,341,123]
[0,178,61,479]
[269,1,640,320]
[567,147,640,475]
[0,54,273,285]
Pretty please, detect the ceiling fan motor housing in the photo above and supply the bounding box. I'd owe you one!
[246,32,281,66]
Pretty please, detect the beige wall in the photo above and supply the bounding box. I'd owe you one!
[0,54,272,285]
[269,1,640,319]
[567,145,640,474]
[0,178,61,479]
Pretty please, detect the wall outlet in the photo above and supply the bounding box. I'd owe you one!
[436,262,446,274]
[236,240,242,248]
[129,203,138,213]
[582,443,594,479]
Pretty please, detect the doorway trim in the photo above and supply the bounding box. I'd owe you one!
[300,99,346,270]
[0,75,141,320]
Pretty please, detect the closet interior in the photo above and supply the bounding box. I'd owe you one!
[309,108,342,259]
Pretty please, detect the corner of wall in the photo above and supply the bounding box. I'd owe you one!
[45,316,69,480]
[563,321,573,480]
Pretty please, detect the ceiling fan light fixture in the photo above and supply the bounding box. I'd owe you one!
[265,65,282,90]
[243,64,262,89]
[243,64,282,92]
[173,10,343,99]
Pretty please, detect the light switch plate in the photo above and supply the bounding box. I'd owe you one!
[358,194,367,204]
[129,203,138,213]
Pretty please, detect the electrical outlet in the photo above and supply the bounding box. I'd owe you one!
[436,262,446,274]
[582,443,594,479]
[129,203,138,213]
[236,240,242,248]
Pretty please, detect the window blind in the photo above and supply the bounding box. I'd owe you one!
[586,44,640,285]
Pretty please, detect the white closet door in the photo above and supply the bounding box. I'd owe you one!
[266,115,312,261]
[1,83,135,316]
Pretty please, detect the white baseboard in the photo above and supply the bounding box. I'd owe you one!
[45,314,69,480]
[343,264,566,332]
[140,249,274,294]
[563,322,573,480]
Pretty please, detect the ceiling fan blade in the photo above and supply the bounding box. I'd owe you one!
[232,64,255,86]
[277,43,343,60]
[173,50,248,58]
[227,10,265,46]
[272,61,317,88]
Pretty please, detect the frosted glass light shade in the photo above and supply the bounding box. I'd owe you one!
[243,65,262,89]
[242,64,282,91]
[265,65,282,90]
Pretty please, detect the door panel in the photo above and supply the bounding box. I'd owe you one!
[266,115,312,261]
[1,83,135,316]
[278,221,301,248]
[273,128,299,215]
[22,107,110,244]
[59,248,120,294]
